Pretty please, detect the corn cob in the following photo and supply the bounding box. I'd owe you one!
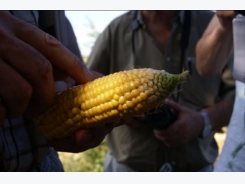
[34,68,188,139]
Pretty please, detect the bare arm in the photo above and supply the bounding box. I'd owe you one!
[195,11,236,77]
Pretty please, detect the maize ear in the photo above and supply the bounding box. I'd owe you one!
[34,68,188,139]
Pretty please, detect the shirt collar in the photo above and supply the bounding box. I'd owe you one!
[134,10,185,29]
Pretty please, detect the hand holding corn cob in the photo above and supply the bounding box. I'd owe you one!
[47,122,117,153]
[34,68,188,140]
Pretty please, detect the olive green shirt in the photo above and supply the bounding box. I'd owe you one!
[86,10,235,171]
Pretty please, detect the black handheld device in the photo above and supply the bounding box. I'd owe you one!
[145,104,178,129]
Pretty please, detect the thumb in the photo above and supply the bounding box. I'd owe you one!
[164,99,182,112]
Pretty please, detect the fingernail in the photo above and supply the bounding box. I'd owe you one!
[54,81,68,93]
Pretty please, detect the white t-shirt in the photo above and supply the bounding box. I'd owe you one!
[232,14,245,83]
[214,81,245,171]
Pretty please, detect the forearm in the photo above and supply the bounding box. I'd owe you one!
[196,16,233,77]
[202,100,234,131]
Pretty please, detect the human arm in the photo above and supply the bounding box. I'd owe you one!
[195,11,236,77]
[153,99,233,147]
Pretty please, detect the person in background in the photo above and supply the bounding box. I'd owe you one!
[0,10,116,172]
[86,10,235,172]
[196,10,245,172]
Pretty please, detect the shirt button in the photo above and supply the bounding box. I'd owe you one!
[167,57,171,62]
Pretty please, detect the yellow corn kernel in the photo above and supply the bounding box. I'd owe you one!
[34,68,188,139]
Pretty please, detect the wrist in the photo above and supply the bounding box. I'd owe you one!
[199,111,212,138]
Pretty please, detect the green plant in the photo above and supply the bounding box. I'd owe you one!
[58,139,108,172]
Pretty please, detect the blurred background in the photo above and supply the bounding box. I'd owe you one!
[58,11,227,172]
[65,11,127,60]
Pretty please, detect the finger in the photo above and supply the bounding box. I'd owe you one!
[50,126,110,153]
[153,131,165,142]
[48,129,92,153]
[165,136,182,147]
[13,19,93,84]
[91,70,104,80]
[164,140,180,148]
[74,127,107,151]
[75,129,93,144]
[153,126,178,139]
[75,126,108,146]
[0,59,32,118]
[52,66,68,81]
[134,113,145,121]
[164,134,180,144]
[2,37,55,116]
[154,130,180,147]
[154,130,175,146]
[48,136,75,152]
[164,132,183,147]
[164,99,182,112]
[64,77,76,89]
[163,123,179,136]
[0,102,6,126]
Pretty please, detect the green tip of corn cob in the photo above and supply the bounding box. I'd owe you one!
[34,68,189,139]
